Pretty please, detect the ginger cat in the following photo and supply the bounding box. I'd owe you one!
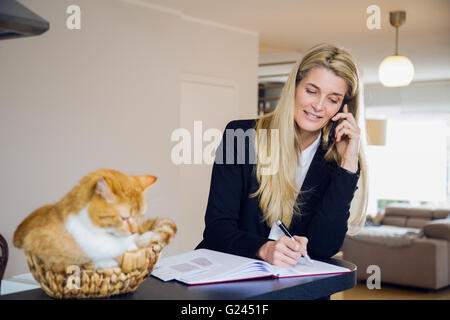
[14,169,177,269]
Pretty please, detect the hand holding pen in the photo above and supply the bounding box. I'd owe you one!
[276,220,314,266]
[256,220,311,268]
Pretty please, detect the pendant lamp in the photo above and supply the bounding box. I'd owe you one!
[378,11,414,87]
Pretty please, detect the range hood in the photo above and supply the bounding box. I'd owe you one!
[0,0,49,40]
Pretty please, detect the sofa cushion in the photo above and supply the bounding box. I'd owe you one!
[382,216,407,227]
[433,209,450,220]
[406,217,431,228]
[346,225,423,247]
[423,219,450,241]
[385,205,433,219]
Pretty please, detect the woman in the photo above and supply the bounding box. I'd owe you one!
[196,43,368,267]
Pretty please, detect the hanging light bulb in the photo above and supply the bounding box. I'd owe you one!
[378,11,414,87]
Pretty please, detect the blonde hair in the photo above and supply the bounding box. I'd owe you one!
[251,43,369,236]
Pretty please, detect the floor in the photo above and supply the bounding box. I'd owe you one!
[331,282,450,300]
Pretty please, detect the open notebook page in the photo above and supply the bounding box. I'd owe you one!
[177,250,274,284]
[274,259,351,278]
[153,249,274,283]
[152,249,351,285]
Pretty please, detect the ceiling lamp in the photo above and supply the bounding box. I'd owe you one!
[378,11,414,87]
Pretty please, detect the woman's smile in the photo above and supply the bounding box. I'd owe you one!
[303,110,323,121]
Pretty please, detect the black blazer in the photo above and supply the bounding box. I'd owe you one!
[196,119,360,260]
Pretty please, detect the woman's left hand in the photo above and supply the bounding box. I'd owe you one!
[330,104,360,173]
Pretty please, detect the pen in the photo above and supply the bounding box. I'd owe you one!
[276,220,314,266]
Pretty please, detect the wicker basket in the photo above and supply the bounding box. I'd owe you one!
[24,243,165,299]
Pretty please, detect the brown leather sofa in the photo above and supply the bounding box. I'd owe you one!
[342,205,450,290]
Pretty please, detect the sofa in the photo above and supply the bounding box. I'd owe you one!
[342,205,450,290]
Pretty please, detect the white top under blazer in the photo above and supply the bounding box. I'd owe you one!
[268,132,322,240]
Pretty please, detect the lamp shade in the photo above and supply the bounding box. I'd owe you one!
[366,119,387,146]
[378,55,414,87]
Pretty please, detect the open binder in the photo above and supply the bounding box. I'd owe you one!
[151,249,351,285]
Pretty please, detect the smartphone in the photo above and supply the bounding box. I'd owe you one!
[327,101,346,148]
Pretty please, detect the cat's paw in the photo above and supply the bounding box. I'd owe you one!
[134,231,162,248]
[138,218,177,235]
[95,259,119,270]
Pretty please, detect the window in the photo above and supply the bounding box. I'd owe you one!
[365,113,450,215]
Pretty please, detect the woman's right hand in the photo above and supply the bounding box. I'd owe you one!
[257,236,308,267]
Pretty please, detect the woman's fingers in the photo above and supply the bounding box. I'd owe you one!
[336,126,359,143]
[258,236,310,268]
[335,119,355,134]
[280,236,300,251]
[275,236,308,266]
[281,236,306,254]
[293,236,308,251]
[272,250,299,267]
[331,105,355,124]
[335,119,360,142]
[332,115,358,134]
[274,238,300,260]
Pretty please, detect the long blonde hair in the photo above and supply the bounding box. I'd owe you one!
[251,43,369,236]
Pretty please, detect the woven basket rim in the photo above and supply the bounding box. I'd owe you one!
[24,244,164,299]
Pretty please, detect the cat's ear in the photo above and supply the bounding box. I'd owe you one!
[95,177,116,203]
[139,175,157,190]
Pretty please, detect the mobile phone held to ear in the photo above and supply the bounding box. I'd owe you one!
[327,101,345,148]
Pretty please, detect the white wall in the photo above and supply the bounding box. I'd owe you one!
[0,0,258,278]
[176,17,258,253]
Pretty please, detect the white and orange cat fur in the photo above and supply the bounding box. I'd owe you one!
[14,169,177,269]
